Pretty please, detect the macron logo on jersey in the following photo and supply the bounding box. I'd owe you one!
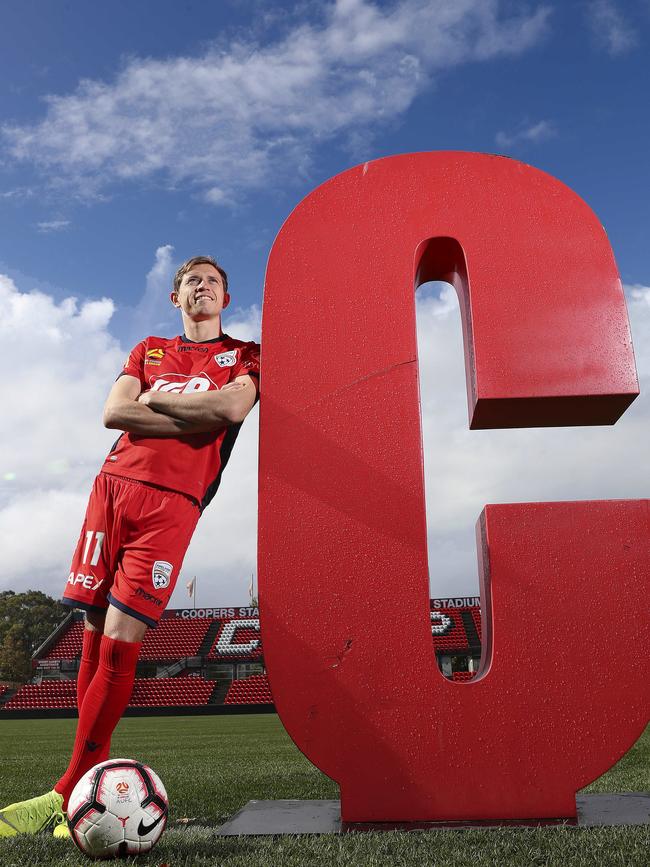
[150,372,217,393]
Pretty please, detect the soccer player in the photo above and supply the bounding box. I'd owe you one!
[0,255,260,837]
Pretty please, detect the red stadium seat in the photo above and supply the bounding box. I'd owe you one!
[2,676,216,710]
[224,675,273,705]
[44,618,213,662]
[452,671,475,682]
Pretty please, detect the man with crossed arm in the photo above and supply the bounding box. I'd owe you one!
[0,255,259,837]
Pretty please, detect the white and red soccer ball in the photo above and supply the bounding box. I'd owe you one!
[67,759,168,859]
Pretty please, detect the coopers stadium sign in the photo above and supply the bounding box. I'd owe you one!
[258,152,649,824]
[166,601,475,620]
[171,608,259,619]
[431,597,479,609]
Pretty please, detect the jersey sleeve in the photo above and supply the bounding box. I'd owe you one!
[118,340,147,387]
[231,341,260,380]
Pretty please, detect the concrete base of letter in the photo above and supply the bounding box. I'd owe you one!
[217,793,650,836]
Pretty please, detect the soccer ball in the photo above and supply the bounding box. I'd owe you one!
[67,758,168,859]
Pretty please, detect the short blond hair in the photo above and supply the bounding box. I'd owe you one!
[173,256,229,294]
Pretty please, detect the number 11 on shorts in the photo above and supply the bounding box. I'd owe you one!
[82,531,105,567]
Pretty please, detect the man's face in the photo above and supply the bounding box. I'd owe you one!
[171,263,230,320]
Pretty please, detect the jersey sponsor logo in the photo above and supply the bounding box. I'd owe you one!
[150,372,216,393]
[152,560,173,590]
[214,350,237,368]
[68,572,104,591]
[178,344,209,353]
[145,347,165,366]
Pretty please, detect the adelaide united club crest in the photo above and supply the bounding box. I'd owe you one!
[152,561,173,590]
[214,350,237,368]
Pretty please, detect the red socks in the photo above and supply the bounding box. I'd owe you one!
[77,628,102,709]
[56,635,141,808]
[76,628,112,766]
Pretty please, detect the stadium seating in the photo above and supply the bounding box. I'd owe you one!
[452,671,475,682]
[224,674,273,705]
[3,680,77,709]
[44,618,212,661]
[139,619,211,660]
[430,608,472,652]
[44,621,85,659]
[129,677,215,706]
[43,607,480,662]
[471,608,482,639]
[3,676,216,709]
[9,602,481,712]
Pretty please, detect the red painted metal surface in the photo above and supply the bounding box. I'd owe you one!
[258,152,648,822]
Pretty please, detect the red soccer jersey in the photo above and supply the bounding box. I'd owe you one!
[101,334,260,508]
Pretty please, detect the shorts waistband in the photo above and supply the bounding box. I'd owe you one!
[100,471,200,508]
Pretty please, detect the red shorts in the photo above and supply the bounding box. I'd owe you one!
[62,473,200,628]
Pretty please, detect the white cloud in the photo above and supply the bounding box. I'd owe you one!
[0,187,34,200]
[224,304,262,342]
[495,119,556,149]
[36,219,71,233]
[417,281,650,597]
[117,244,177,346]
[2,263,648,609]
[0,273,122,593]
[0,273,119,499]
[586,0,638,55]
[1,0,551,202]
[204,188,228,206]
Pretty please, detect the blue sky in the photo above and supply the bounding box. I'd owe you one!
[1,0,648,307]
[1,0,649,606]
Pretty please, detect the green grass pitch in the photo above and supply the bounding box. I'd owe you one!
[0,714,647,866]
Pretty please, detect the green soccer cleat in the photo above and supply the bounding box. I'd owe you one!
[0,790,64,837]
[52,814,70,839]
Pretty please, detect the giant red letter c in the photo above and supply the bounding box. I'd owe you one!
[258,152,649,822]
